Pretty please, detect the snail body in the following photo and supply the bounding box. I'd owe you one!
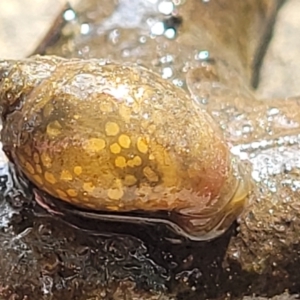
[0,55,249,240]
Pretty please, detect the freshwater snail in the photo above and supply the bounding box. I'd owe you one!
[1,0,298,298]
[0,55,250,241]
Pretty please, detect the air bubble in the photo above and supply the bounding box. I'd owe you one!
[151,22,165,35]
[162,67,173,79]
[139,36,147,44]
[158,1,174,15]
[164,28,176,39]
[80,23,90,35]
[267,107,279,116]
[63,9,76,21]
[196,50,210,60]
[109,29,120,44]
[160,55,174,64]
[172,78,184,87]
[231,250,240,260]
[242,124,253,134]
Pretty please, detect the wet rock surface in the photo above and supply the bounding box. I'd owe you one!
[0,1,300,300]
[257,0,300,98]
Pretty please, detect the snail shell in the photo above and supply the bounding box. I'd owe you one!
[0,55,250,240]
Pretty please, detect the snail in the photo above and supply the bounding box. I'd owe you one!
[0,55,250,241]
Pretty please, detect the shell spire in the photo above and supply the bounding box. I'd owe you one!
[0,56,62,116]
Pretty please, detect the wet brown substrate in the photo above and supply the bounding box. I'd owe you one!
[1,0,300,299]
[0,174,300,300]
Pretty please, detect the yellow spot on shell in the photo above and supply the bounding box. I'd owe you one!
[143,166,159,182]
[149,154,155,160]
[124,175,137,186]
[84,138,106,153]
[41,152,52,168]
[127,156,142,167]
[67,189,78,197]
[33,152,40,164]
[74,166,82,176]
[56,189,67,199]
[24,145,32,157]
[25,162,35,175]
[33,174,43,186]
[105,122,120,136]
[115,156,127,168]
[137,137,148,154]
[110,143,121,154]
[118,134,131,148]
[36,164,42,174]
[83,182,95,193]
[107,187,124,200]
[44,171,57,184]
[60,170,73,181]
[46,120,62,137]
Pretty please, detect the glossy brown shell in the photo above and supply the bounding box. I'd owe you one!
[0,55,250,240]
